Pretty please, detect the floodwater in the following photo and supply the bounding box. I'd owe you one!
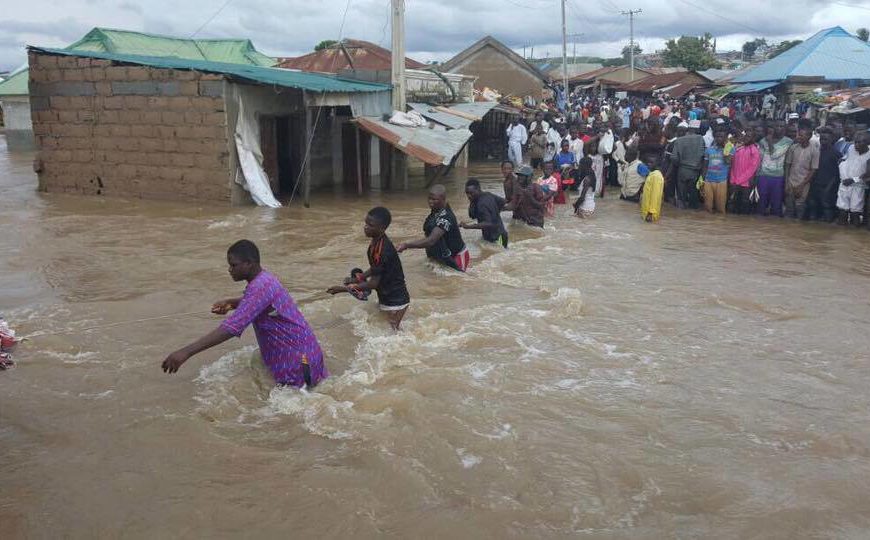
[2,132,870,539]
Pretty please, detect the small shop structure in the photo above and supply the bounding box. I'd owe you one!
[730,27,870,104]
[440,36,548,101]
[617,70,716,99]
[569,65,655,95]
[27,47,393,206]
[0,27,276,153]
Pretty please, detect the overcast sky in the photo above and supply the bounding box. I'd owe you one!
[2,0,869,72]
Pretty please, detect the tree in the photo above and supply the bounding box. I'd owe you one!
[621,43,642,63]
[741,38,768,60]
[768,39,802,58]
[858,28,869,42]
[662,34,720,71]
[602,57,627,67]
[314,40,338,51]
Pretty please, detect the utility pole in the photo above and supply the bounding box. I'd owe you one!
[560,0,568,96]
[567,33,584,65]
[390,0,407,188]
[391,0,406,112]
[621,8,642,81]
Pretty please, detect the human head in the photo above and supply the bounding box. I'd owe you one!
[535,111,544,122]
[844,122,856,140]
[516,164,534,186]
[464,178,482,202]
[560,139,570,152]
[796,127,812,147]
[855,131,869,153]
[774,120,786,138]
[365,206,392,238]
[501,160,514,178]
[642,153,659,171]
[818,127,833,149]
[786,123,797,141]
[742,130,756,146]
[578,156,592,174]
[351,267,365,279]
[428,184,447,211]
[713,129,728,147]
[227,239,260,282]
[543,161,554,176]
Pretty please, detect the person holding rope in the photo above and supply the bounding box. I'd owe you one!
[161,240,328,388]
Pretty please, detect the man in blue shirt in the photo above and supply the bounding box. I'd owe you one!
[701,128,734,214]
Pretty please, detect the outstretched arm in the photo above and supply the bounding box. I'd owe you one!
[162,327,234,374]
[397,227,445,252]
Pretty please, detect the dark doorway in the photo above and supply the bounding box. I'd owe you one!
[342,122,370,192]
[261,115,303,199]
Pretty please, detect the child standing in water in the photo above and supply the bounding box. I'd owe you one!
[640,155,665,222]
[162,240,328,388]
[328,207,411,330]
[573,157,596,218]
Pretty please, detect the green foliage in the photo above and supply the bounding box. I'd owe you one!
[857,28,869,42]
[314,40,338,51]
[741,38,768,60]
[768,40,802,58]
[662,34,720,71]
[621,43,642,62]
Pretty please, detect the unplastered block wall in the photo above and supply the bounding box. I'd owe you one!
[28,52,232,203]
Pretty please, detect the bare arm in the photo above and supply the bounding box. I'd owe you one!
[397,227,445,252]
[162,327,235,374]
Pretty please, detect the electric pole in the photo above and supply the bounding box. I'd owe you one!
[391,0,406,112]
[567,33,584,65]
[560,0,568,96]
[390,0,407,188]
[621,8,642,81]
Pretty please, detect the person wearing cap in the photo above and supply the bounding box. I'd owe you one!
[670,120,706,209]
[504,164,546,227]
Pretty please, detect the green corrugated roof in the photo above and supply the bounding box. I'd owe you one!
[66,28,276,66]
[1,26,277,96]
[29,47,392,93]
[0,69,29,96]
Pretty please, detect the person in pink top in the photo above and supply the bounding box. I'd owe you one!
[728,130,762,214]
[162,240,328,388]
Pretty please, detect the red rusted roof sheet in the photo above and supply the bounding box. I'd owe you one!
[278,39,426,73]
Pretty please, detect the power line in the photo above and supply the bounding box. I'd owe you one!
[621,8,642,81]
[172,0,236,53]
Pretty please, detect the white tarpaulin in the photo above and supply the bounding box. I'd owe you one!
[232,91,282,208]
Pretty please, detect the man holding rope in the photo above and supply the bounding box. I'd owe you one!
[161,240,328,388]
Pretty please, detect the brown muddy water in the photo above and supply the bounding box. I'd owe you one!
[2,133,870,539]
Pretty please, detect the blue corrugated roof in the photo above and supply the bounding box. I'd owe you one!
[730,81,780,94]
[734,27,870,83]
[28,46,392,93]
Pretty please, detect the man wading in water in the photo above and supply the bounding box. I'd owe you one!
[397,184,470,272]
[161,240,328,388]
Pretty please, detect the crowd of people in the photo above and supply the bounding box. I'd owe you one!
[504,89,870,228]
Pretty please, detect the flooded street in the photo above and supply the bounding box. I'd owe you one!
[2,131,870,538]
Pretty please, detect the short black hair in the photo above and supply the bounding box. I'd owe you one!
[501,160,514,168]
[227,239,260,263]
[465,178,481,190]
[367,206,392,228]
[351,267,364,275]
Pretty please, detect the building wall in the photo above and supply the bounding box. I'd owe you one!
[0,97,35,150]
[448,46,543,99]
[28,52,231,203]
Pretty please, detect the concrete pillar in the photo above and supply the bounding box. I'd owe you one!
[331,113,343,186]
[369,137,382,190]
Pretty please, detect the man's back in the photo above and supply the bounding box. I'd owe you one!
[673,134,706,169]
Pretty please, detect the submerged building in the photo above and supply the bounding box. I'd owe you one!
[0,27,275,152]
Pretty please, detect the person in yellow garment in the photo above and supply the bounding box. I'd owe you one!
[640,154,665,222]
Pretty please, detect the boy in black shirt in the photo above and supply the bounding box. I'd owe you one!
[460,178,508,248]
[328,207,410,330]
[397,184,470,271]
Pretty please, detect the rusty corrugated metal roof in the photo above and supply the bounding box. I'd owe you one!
[278,39,426,73]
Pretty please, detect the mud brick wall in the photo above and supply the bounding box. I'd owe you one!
[28,52,232,203]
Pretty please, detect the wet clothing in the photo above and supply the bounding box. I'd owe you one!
[469,192,508,247]
[640,170,665,222]
[423,206,469,271]
[672,134,706,209]
[509,183,546,227]
[757,175,785,217]
[784,142,819,218]
[367,235,410,308]
[730,144,761,188]
[619,159,646,200]
[837,146,870,213]
[220,270,327,388]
